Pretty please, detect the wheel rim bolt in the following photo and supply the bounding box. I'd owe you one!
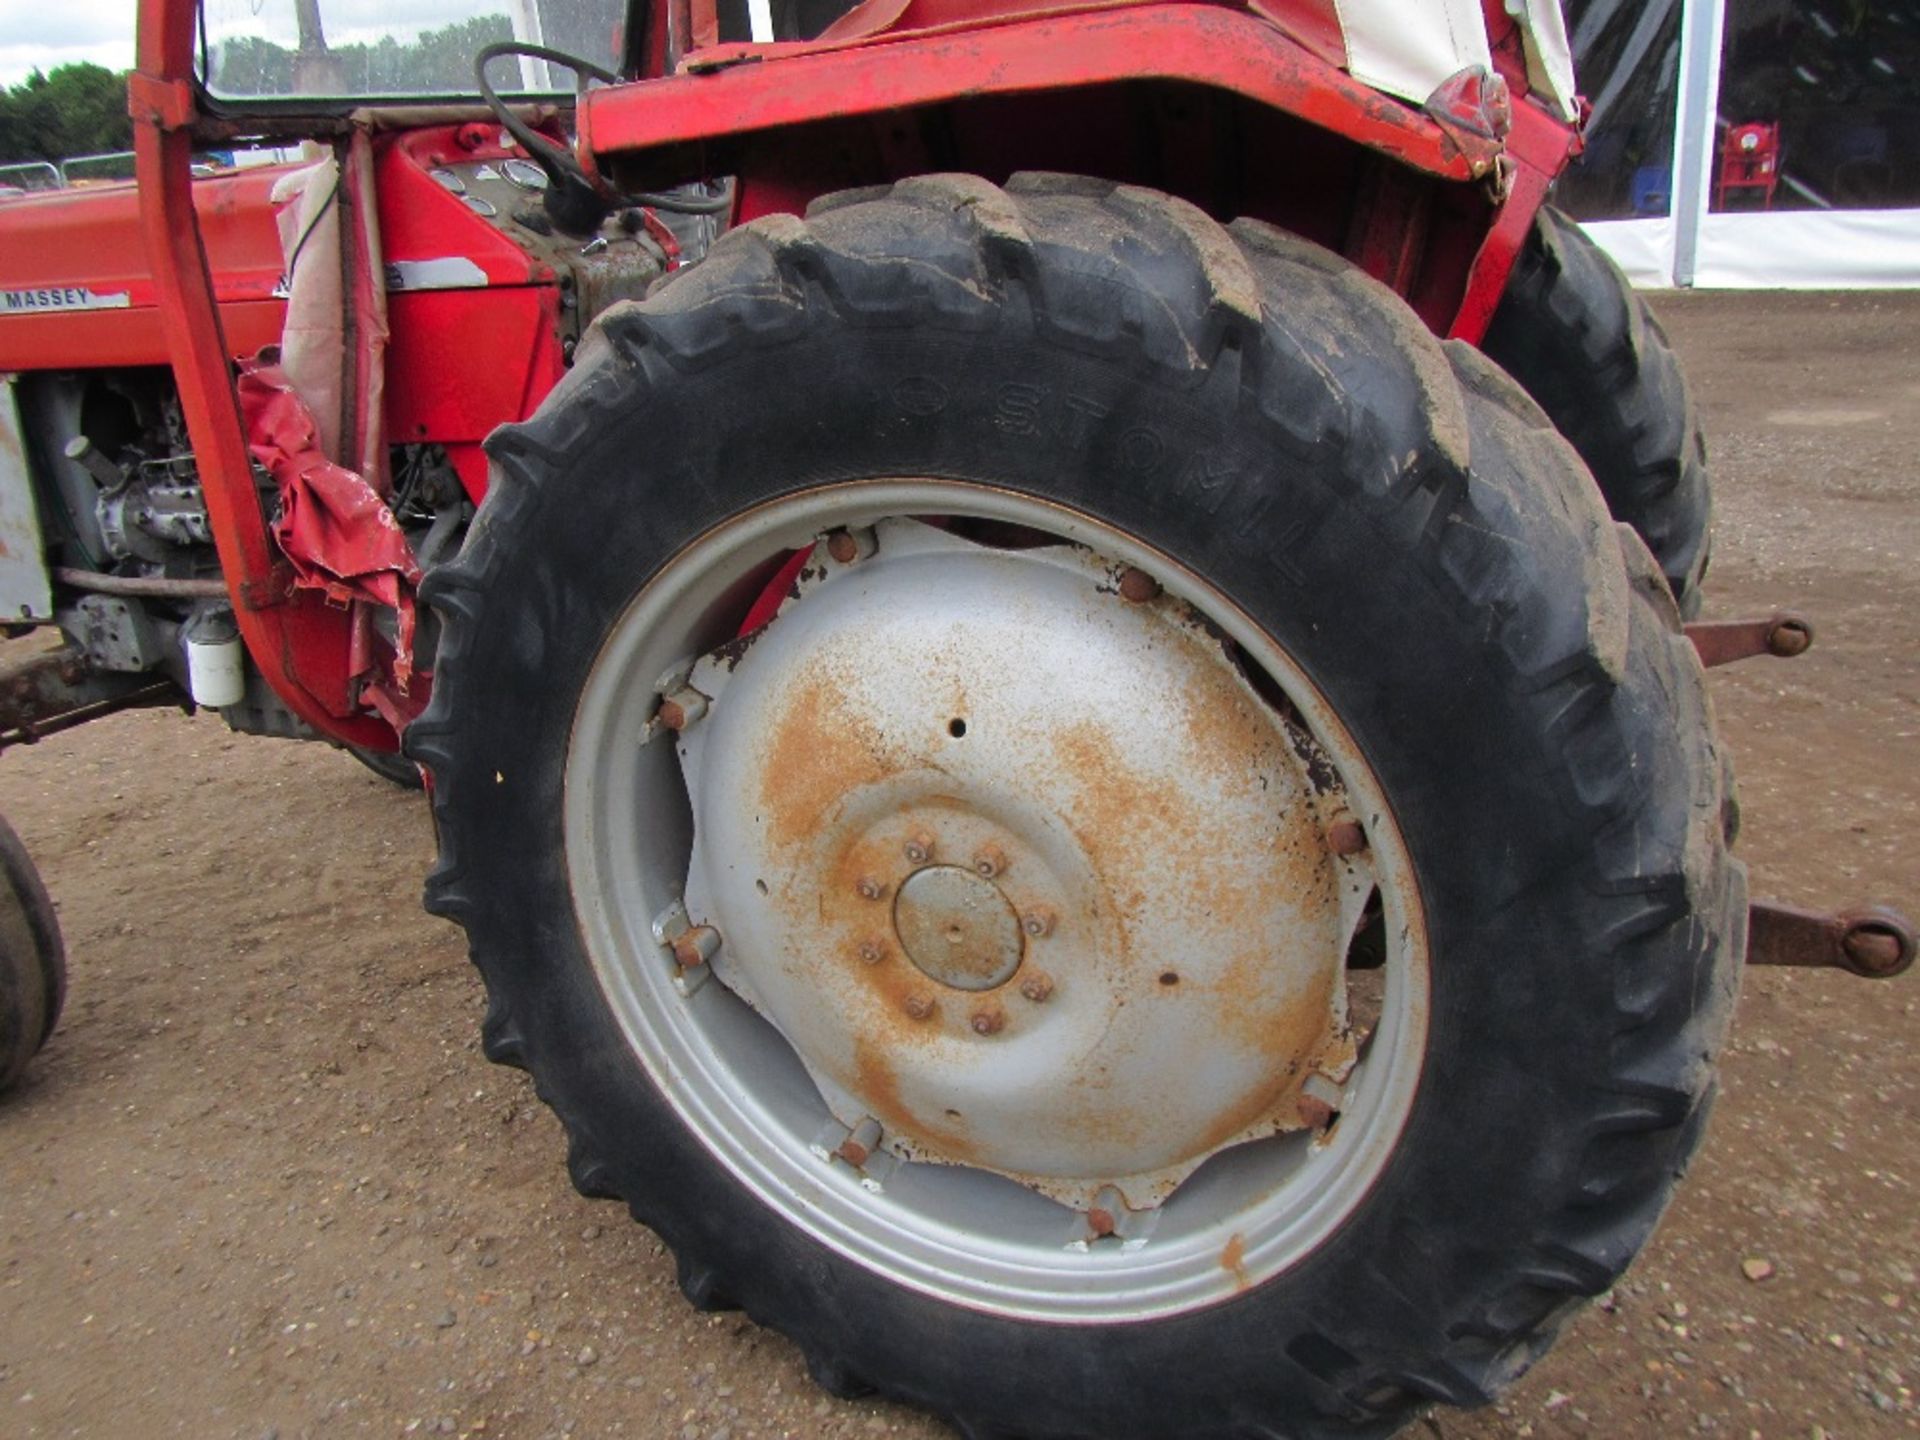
[904,833,934,865]
[904,993,935,1021]
[833,1116,883,1168]
[970,1005,1006,1036]
[671,924,721,969]
[1298,1072,1344,1129]
[973,845,1007,879]
[857,940,886,966]
[823,527,876,564]
[657,686,709,732]
[1021,908,1055,938]
[1019,974,1053,1003]
[856,876,888,901]
[1326,818,1368,857]
[1117,567,1160,603]
[1087,1206,1117,1238]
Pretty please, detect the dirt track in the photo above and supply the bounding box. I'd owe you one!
[1,291,1917,1439]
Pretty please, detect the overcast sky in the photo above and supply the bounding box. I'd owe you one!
[0,0,557,87]
[0,0,136,86]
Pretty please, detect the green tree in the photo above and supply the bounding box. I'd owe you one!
[0,63,132,168]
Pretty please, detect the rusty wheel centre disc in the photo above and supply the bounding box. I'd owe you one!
[675,519,1361,1208]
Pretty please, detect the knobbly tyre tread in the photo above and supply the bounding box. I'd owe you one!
[1481,205,1713,615]
[411,173,1743,1439]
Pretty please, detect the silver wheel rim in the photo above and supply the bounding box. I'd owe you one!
[566,481,1430,1323]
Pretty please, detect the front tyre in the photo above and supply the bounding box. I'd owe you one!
[1481,205,1714,615]
[344,743,424,790]
[411,176,1745,1439]
[0,814,65,1095]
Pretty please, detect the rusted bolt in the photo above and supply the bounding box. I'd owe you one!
[671,924,721,969]
[1326,818,1368,858]
[1767,617,1814,658]
[1117,567,1161,603]
[657,686,709,732]
[1298,1072,1343,1130]
[1019,973,1054,1004]
[857,939,886,966]
[823,526,876,564]
[855,876,889,901]
[1087,1207,1118,1238]
[1021,908,1055,938]
[904,993,936,1021]
[834,1117,883,1169]
[1842,923,1908,978]
[904,832,934,866]
[973,845,1008,879]
[969,1005,1006,1036]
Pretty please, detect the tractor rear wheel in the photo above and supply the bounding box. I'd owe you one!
[411,176,1744,1439]
[0,814,65,1094]
[1482,205,1713,614]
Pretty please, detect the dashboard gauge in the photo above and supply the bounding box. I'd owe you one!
[502,158,549,191]
[429,167,467,195]
[464,196,499,217]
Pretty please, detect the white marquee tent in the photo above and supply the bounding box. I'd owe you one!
[1563,0,1920,288]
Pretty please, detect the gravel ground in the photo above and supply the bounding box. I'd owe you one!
[0,290,1916,1440]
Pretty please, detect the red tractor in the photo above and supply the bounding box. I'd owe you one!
[0,1,1909,1435]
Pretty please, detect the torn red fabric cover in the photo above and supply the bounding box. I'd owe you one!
[238,361,422,690]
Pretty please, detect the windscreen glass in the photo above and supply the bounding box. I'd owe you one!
[199,0,627,100]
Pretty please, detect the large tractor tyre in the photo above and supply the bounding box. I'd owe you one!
[411,176,1745,1440]
[1481,205,1713,615]
[0,814,66,1094]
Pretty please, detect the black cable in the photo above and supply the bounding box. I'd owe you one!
[474,41,618,184]
[626,179,736,216]
[281,173,340,285]
[473,41,734,218]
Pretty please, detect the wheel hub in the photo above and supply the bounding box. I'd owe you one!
[893,865,1025,992]
[674,518,1359,1208]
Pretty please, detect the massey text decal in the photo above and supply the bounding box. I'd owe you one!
[1,286,133,314]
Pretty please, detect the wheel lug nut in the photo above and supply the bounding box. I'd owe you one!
[1117,567,1160,603]
[973,845,1007,879]
[969,1005,1005,1036]
[857,939,886,965]
[855,876,888,901]
[834,1117,883,1168]
[1021,907,1055,938]
[657,685,709,731]
[903,992,936,1021]
[1326,818,1368,857]
[823,527,876,564]
[1297,1072,1344,1130]
[1019,974,1053,1003]
[904,832,934,865]
[671,924,721,969]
